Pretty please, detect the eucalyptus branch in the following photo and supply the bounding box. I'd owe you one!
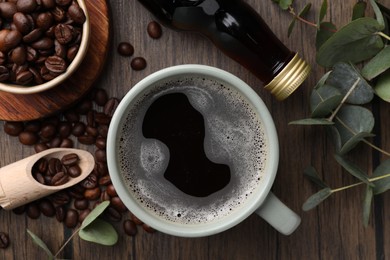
[376,31,390,41]
[54,227,82,258]
[331,172,390,193]
[288,5,318,28]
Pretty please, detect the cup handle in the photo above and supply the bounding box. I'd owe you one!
[255,192,301,235]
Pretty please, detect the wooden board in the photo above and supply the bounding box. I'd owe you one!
[0,0,110,122]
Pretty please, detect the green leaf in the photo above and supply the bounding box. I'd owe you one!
[332,105,375,153]
[334,154,372,185]
[278,0,293,10]
[378,3,390,37]
[316,22,337,50]
[314,71,332,89]
[369,0,385,29]
[81,201,110,229]
[79,219,118,246]
[298,3,311,17]
[339,132,375,155]
[372,159,390,194]
[287,18,296,37]
[375,70,390,102]
[316,17,384,67]
[310,84,343,118]
[302,188,332,211]
[326,62,374,104]
[362,46,390,80]
[27,229,54,259]
[362,185,373,227]
[318,0,328,24]
[289,118,334,125]
[352,1,367,20]
[304,166,328,188]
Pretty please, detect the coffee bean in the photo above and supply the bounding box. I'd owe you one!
[23,28,43,43]
[58,121,72,138]
[38,199,55,217]
[0,2,17,19]
[54,24,73,44]
[42,0,56,9]
[75,99,92,114]
[48,157,62,175]
[106,184,117,197]
[86,126,98,137]
[67,1,85,24]
[15,70,33,85]
[96,161,108,176]
[24,121,41,132]
[86,110,95,127]
[98,175,111,186]
[64,110,79,123]
[9,46,26,65]
[36,12,54,31]
[56,0,72,7]
[51,6,65,22]
[40,123,56,139]
[95,149,106,163]
[94,88,108,106]
[84,187,101,200]
[78,135,95,145]
[95,136,106,150]
[13,12,31,35]
[54,39,67,58]
[61,153,79,166]
[45,55,66,73]
[94,112,110,125]
[29,67,44,84]
[81,173,97,189]
[30,37,54,50]
[0,29,22,52]
[27,203,40,219]
[147,21,162,39]
[51,171,68,186]
[105,206,121,222]
[67,45,78,61]
[72,122,85,137]
[78,208,91,223]
[111,196,127,213]
[131,57,147,71]
[0,65,9,81]
[0,232,10,249]
[34,172,45,184]
[65,209,78,228]
[103,98,119,117]
[60,138,73,148]
[97,125,108,138]
[100,190,110,201]
[16,0,38,13]
[67,184,85,199]
[73,199,88,210]
[19,131,38,145]
[34,143,49,153]
[68,164,81,177]
[49,136,62,147]
[117,42,134,56]
[55,205,65,222]
[123,220,137,236]
[50,191,70,205]
[37,158,48,173]
[4,121,24,136]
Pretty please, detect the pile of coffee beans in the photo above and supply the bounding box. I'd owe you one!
[4,88,154,234]
[32,153,81,186]
[0,0,86,86]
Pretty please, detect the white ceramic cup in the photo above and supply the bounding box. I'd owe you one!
[107,64,301,237]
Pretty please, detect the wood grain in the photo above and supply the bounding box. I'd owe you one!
[0,0,388,259]
[0,0,109,121]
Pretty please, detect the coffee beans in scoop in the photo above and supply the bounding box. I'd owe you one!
[0,0,86,86]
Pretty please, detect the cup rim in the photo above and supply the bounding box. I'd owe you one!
[0,0,90,94]
[107,64,279,237]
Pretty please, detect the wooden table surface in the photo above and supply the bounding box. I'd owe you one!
[0,0,389,259]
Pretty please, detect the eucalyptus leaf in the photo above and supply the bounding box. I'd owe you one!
[378,2,390,37]
[316,22,337,50]
[287,18,296,37]
[27,229,54,259]
[339,132,375,155]
[316,17,384,67]
[278,0,293,10]
[362,185,373,227]
[310,84,342,118]
[318,0,328,24]
[289,118,334,125]
[79,219,118,246]
[302,187,332,211]
[372,159,390,194]
[361,45,390,80]
[374,70,390,102]
[299,3,311,17]
[304,166,328,188]
[333,105,375,153]
[334,154,372,185]
[369,0,385,29]
[352,1,367,20]
[81,200,110,229]
[314,71,332,89]
[326,62,374,104]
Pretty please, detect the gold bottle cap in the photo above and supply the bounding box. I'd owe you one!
[264,53,311,101]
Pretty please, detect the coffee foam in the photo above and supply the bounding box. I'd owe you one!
[118,76,268,225]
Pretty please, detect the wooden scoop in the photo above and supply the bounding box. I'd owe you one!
[0,148,94,210]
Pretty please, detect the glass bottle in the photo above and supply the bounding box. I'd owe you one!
[138,0,311,100]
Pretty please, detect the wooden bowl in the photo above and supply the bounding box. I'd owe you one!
[0,0,90,95]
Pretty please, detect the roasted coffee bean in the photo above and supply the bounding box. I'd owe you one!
[30,37,54,50]
[0,30,22,52]
[64,110,79,122]
[34,142,49,153]
[147,21,162,39]
[40,123,56,139]
[67,1,85,24]
[94,88,108,106]
[67,164,81,177]
[44,175,52,185]
[16,0,38,13]
[48,157,62,175]
[131,57,147,71]
[81,173,97,189]
[67,184,85,199]
[49,136,62,147]
[94,112,110,125]
[18,131,38,145]
[23,28,43,43]
[123,220,137,236]
[38,199,55,217]
[15,70,33,84]
[13,12,31,35]
[57,122,72,138]
[45,55,66,73]
[74,198,88,210]
[0,2,17,19]
[72,122,85,137]
[55,205,65,222]
[36,12,54,31]
[65,209,78,228]
[37,158,48,173]
[105,206,121,222]
[98,175,111,186]
[111,196,127,213]
[0,232,10,249]
[95,136,106,150]
[40,66,58,81]
[51,171,68,186]
[54,24,73,44]
[61,153,79,166]
[97,125,108,138]
[95,149,106,163]
[27,203,40,219]
[42,0,55,9]
[0,51,5,65]
[100,190,110,201]
[75,99,92,114]
[86,126,98,137]
[60,138,73,148]
[78,135,95,145]
[0,65,9,81]
[86,110,95,127]
[29,67,44,84]
[24,121,41,132]
[50,6,65,22]
[34,172,45,184]
[78,208,91,223]
[96,161,108,176]
[117,42,134,56]
[50,191,70,205]
[9,46,26,65]
[106,184,117,197]
[103,98,119,117]
[84,187,101,200]
[54,39,67,58]
[4,121,24,136]
[142,224,156,233]
[56,0,72,6]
